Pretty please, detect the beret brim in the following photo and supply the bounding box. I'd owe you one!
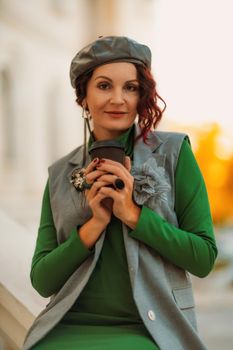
[70,36,151,88]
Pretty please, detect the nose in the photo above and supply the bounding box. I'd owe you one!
[110,88,125,104]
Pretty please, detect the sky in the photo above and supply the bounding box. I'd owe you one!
[152,0,233,144]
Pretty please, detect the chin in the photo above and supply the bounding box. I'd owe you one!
[110,120,134,130]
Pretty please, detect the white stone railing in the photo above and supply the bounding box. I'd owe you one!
[0,210,48,349]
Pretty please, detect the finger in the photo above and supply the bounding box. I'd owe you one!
[86,180,111,199]
[92,191,112,204]
[97,174,126,191]
[98,186,119,200]
[97,174,118,184]
[85,169,106,183]
[124,156,131,172]
[98,159,128,170]
[90,192,112,213]
[85,158,100,174]
[96,160,128,178]
[96,162,133,187]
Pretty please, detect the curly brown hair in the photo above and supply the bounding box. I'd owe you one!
[74,64,166,142]
[136,65,166,141]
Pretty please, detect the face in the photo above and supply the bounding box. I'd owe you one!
[83,62,139,140]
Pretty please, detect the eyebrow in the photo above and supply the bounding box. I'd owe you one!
[94,75,139,83]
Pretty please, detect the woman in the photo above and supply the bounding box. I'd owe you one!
[23,36,217,350]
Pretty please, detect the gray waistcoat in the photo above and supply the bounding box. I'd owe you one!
[23,127,207,350]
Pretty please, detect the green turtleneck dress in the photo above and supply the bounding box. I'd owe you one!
[30,127,217,349]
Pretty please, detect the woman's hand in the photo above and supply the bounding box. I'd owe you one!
[79,158,112,249]
[84,158,112,226]
[95,157,141,229]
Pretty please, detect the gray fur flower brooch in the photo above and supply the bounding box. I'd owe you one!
[131,157,171,206]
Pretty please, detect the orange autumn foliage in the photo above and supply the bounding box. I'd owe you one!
[194,124,233,225]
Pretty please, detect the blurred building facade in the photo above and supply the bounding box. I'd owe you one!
[0,0,156,208]
[0,0,86,196]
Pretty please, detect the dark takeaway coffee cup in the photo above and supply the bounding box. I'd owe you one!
[89,140,125,210]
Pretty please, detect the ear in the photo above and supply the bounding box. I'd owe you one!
[82,100,89,111]
[82,99,86,109]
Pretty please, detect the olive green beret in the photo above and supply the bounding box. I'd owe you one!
[70,36,151,88]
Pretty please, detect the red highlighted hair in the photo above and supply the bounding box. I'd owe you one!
[136,64,166,142]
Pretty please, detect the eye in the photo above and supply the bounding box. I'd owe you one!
[97,82,111,90]
[125,84,139,92]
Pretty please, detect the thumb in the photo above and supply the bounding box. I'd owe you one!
[124,156,131,172]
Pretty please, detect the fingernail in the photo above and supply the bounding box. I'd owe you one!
[99,159,105,163]
[93,158,99,163]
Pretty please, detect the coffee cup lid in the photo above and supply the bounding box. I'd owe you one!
[89,140,124,153]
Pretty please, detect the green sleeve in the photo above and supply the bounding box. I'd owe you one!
[30,180,93,298]
[130,139,218,277]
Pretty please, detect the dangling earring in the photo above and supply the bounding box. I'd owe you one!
[81,106,94,166]
[82,106,93,139]
[82,106,91,120]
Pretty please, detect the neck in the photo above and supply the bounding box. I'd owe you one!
[93,129,126,141]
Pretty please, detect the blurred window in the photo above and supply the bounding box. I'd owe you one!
[46,84,60,163]
[50,0,76,16]
[0,69,17,165]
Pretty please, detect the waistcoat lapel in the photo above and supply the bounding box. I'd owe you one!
[66,151,93,227]
[123,126,167,288]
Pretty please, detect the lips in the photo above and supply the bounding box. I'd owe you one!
[104,111,128,118]
[105,111,127,114]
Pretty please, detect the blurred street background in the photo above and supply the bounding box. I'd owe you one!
[0,1,233,349]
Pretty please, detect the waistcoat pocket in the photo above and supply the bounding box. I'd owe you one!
[172,286,195,309]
